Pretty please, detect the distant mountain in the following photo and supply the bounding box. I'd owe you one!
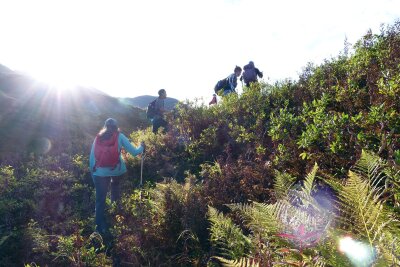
[0,64,149,159]
[120,95,179,110]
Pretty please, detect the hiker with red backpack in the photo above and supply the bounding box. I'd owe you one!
[89,118,145,235]
[241,61,263,87]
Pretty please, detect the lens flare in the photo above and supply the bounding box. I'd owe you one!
[339,236,375,266]
[29,137,52,155]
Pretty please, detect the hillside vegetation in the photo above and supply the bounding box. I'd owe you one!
[1,22,400,266]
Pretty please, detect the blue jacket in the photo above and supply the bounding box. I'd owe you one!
[226,73,238,93]
[89,132,144,177]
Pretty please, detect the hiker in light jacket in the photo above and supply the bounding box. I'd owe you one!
[89,118,144,235]
[224,66,242,95]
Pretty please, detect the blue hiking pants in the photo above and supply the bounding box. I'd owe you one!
[92,175,121,234]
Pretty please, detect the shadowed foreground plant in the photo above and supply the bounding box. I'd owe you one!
[211,151,400,266]
[28,221,111,267]
[209,164,333,266]
[54,231,111,266]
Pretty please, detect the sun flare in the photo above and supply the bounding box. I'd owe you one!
[29,66,79,91]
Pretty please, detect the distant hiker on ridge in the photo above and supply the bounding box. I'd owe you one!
[241,61,263,87]
[90,118,145,236]
[214,66,242,96]
[147,89,168,133]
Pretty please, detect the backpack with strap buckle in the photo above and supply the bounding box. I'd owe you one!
[93,132,120,172]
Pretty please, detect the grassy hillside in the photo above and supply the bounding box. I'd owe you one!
[1,22,400,266]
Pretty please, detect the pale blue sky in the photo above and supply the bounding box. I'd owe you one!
[0,0,399,101]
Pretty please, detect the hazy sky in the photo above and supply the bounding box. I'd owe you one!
[0,0,399,101]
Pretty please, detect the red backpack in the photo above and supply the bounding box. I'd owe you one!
[93,132,120,171]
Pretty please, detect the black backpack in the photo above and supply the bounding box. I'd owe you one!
[214,78,228,94]
[146,98,158,119]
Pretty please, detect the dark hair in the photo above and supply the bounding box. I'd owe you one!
[98,118,119,140]
[98,125,118,141]
[158,89,166,96]
[234,66,242,72]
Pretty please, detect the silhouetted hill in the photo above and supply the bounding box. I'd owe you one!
[120,95,179,110]
[0,64,149,159]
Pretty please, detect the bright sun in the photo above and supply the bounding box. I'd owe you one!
[29,67,80,91]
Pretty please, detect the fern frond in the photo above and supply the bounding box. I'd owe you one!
[378,232,400,265]
[227,203,255,218]
[338,169,400,264]
[338,171,387,242]
[355,150,400,196]
[274,171,296,200]
[213,256,260,267]
[353,150,386,187]
[318,171,344,193]
[228,202,283,236]
[208,206,252,259]
[302,163,318,197]
[312,258,327,267]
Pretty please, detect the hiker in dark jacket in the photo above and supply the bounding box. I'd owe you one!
[224,66,242,95]
[89,118,144,235]
[241,61,263,87]
[153,89,168,133]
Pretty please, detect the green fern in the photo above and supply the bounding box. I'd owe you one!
[339,171,386,240]
[227,202,283,238]
[213,256,260,267]
[224,165,333,265]
[215,254,327,267]
[208,206,252,260]
[210,159,398,266]
[353,150,386,179]
[228,164,328,241]
[355,150,400,206]
[290,163,325,215]
[302,163,319,197]
[337,151,400,265]
[274,171,296,200]
[352,150,389,194]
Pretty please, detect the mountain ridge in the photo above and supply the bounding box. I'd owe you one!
[119,95,179,110]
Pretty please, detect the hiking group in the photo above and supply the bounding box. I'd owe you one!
[212,61,263,105]
[89,61,263,236]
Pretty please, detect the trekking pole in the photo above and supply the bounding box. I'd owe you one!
[140,152,145,187]
[139,141,146,187]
